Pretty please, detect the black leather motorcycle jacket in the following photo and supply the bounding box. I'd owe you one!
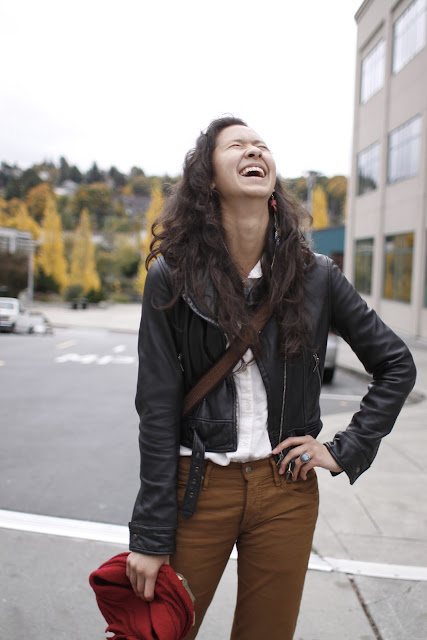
[129,254,416,555]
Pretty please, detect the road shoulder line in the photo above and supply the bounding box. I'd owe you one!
[1,509,427,581]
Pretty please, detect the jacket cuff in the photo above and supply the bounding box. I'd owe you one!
[128,522,176,555]
[324,439,369,485]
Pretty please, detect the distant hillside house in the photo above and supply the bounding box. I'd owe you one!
[115,194,151,219]
[54,180,79,197]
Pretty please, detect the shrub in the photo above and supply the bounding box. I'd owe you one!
[86,288,106,303]
[63,284,84,302]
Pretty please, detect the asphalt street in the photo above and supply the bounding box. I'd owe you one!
[1,307,426,640]
[1,328,139,524]
[1,327,368,525]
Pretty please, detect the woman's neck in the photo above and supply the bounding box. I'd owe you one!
[221,199,269,280]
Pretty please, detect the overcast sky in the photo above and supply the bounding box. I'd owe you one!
[0,0,363,179]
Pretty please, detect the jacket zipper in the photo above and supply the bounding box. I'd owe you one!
[313,353,322,387]
[178,353,184,372]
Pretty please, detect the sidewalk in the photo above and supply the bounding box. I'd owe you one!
[33,300,142,334]
[2,301,427,639]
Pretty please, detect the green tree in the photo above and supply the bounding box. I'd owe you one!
[37,196,68,292]
[21,169,42,196]
[109,166,127,188]
[69,165,83,183]
[70,183,113,229]
[69,208,100,293]
[59,156,71,183]
[0,162,14,189]
[130,166,145,178]
[116,241,140,278]
[86,162,104,184]
[5,176,23,200]
[0,251,29,297]
[131,175,151,196]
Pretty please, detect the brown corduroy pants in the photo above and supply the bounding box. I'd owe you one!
[170,455,319,640]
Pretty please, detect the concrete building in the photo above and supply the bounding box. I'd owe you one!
[345,0,427,337]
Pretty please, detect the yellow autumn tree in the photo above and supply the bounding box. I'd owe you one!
[0,196,10,226]
[26,183,53,223]
[37,195,68,291]
[312,185,329,230]
[6,199,41,239]
[69,208,100,293]
[134,182,164,295]
[325,176,347,224]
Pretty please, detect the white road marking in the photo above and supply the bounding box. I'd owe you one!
[56,353,98,364]
[113,345,126,353]
[55,353,136,365]
[0,509,126,545]
[56,340,77,350]
[1,509,426,581]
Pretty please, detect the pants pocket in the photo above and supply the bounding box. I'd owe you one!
[278,468,319,498]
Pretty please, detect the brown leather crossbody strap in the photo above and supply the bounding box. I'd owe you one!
[182,301,271,417]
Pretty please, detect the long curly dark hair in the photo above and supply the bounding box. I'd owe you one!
[147,116,314,358]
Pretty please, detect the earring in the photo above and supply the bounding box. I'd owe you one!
[270,193,281,246]
[269,193,278,214]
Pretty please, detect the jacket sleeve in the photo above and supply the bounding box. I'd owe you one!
[324,258,416,483]
[129,258,184,554]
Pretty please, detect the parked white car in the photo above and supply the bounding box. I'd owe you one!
[14,311,53,335]
[324,332,338,383]
[0,297,22,332]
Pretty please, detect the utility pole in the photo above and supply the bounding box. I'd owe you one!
[306,170,319,216]
[27,241,34,307]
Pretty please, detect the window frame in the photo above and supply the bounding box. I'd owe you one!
[357,142,381,195]
[392,0,427,74]
[383,232,414,303]
[354,238,375,295]
[387,115,422,184]
[360,39,386,104]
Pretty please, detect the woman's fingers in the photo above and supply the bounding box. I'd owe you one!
[272,435,314,477]
[126,552,170,599]
[272,435,342,479]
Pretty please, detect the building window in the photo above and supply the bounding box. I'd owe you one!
[361,40,386,103]
[355,238,374,295]
[388,116,421,183]
[393,0,426,74]
[383,233,414,303]
[357,142,380,195]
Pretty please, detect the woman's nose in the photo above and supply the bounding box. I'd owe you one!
[246,146,262,158]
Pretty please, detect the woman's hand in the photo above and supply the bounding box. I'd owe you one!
[126,551,170,600]
[272,435,343,480]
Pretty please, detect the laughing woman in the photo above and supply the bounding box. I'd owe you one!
[126,116,416,640]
